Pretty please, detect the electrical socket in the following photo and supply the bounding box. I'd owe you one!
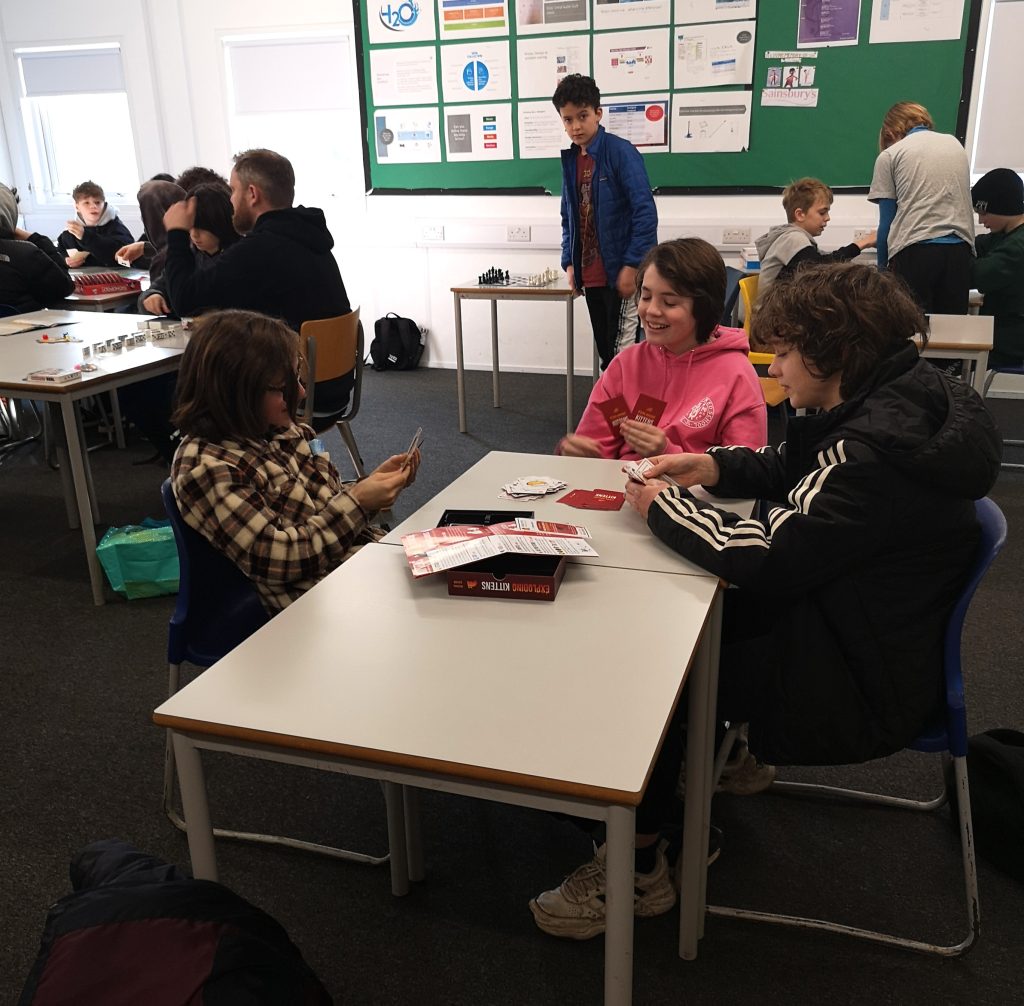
[722,227,751,245]
[507,224,531,242]
[854,228,875,240]
[420,224,444,241]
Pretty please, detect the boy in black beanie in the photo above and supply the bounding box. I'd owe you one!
[971,168,1024,367]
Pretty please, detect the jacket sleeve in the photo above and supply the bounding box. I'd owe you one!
[707,442,789,500]
[560,169,572,271]
[647,443,888,594]
[81,218,135,261]
[22,235,75,301]
[57,231,81,255]
[781,242,861,279]
[970,235,1021,295]
[620,146,657,267]
[173,453,371,593]
[163,228,246,317]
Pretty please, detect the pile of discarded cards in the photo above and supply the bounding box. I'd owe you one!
[500,475,569,501]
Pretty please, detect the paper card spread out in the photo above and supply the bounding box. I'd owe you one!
[401,521,598,577]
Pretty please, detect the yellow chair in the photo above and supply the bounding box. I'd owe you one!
[299,308,366,478]
[749,350,788,408]
[738,274,759,334]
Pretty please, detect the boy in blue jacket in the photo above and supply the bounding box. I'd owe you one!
[553,74,657,370]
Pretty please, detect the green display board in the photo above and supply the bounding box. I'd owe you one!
[355,0,981,194]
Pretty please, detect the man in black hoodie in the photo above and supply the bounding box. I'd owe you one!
[161,148,350,332]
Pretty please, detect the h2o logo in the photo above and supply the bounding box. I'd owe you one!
[380,0,419,30]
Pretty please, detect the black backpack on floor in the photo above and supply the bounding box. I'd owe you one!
[369,313,424,371]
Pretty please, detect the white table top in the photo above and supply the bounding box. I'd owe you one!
[154,543,719,802]
[924,313,993,350]
[383,451,753,578]
[0,309,185,396]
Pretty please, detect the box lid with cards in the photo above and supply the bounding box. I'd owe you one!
[399,508,593,600]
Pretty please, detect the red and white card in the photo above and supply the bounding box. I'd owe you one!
[631,393,667,426]
[595,395,629,432]
[557,488,626,511]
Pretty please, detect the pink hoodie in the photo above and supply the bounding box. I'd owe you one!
[573,326,767,460]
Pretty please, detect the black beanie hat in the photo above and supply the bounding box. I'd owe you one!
[971,168,1024,216]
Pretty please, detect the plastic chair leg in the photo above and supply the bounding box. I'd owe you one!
[337,420,366,479]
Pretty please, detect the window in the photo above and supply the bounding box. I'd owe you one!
[222,34,363,203]
[16,44,140,204]
[971,0,1024,175]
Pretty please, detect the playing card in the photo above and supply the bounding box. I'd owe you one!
[557,489,625,510]
[631,394,667,426]
[595,395,629,431]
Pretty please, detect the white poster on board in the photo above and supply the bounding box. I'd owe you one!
[517,37,590,99]
[670,90,751,152]
[675,0,756,24]
[674,20,756,89]
[869,0,965,43]
[444,104,514,160]
[366,0,438,44]
[604,95,670,152]
[593,0,672,31]
[439,0,510,39]
[441,40,512,103]
[516,0,590,35]
[518,100,567,158]
[372,107,443,162]
[593,29,671,92]
[370,47,439,106]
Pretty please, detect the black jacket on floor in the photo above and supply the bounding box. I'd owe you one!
[18,839,332,1006]
[647,344,1002,765]
[163,206,350,331]
[0,233,74,312]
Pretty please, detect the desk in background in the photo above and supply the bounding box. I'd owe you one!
[155,541,725,1004]
[920,313,993,395]
[451,279,585,436]
[0,309,185,603]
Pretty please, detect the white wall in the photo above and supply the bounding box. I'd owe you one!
[1,0,1014,392]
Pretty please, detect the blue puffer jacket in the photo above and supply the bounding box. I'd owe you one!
[560,125,658,287]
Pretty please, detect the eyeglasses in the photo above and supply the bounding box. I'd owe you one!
[266,370,306,395]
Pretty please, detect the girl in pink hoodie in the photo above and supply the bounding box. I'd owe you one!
[559,238,767,460]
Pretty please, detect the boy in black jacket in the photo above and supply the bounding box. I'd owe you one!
[57,180,135,267]
[0,182,73,311]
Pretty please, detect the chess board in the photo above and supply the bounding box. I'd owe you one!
[476,273,558,288]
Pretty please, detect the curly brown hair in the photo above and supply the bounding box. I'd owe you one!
[172,310,302,440]
[751,262,927,399]
[879,101,933,151]
[635,238,726,343]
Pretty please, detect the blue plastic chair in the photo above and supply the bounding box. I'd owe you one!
[160,479,388,866]
[707,496,1007,956]
[983,366,1024,471]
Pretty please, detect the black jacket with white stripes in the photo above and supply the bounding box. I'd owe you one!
[648,343,1001,765]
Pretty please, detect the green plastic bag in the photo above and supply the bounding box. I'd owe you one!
[96,519,180,599]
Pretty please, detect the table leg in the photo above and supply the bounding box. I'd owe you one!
[404,786,424,882]
[973,350,990,395]
[109,390,126,449]
[679,587,723,959]
[74,402,101,523]
[491,300,500,408]
[172,733,218,881]
[384,781,410,896]
[50,403,78,529]
[60,398,105,605]
[454,292,467,433]
[604,804,635,1005]
[565,295,575,434]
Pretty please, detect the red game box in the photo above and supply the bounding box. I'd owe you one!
[73,273,142,296]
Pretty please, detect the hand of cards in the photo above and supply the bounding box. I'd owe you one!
[622,458,679,487]
[596,393,668,432]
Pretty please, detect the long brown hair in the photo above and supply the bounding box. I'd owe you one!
[879,101,933,151]
[752,262,927,400]
[172,310,302,440]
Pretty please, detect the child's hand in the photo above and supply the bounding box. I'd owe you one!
[65,249,89,267]
[142,293,170,315]
[856,230,878,250]
[619,419,667,458]
[615,265,638,300]
[115,241,145,265]
[163,197,196,232]
[644,453,720,488]
[624,477,670,518]
[558,433,602,458]
[565,265,576,293]
[65,220,85,240]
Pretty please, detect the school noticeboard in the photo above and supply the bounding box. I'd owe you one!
[354,0,981,194]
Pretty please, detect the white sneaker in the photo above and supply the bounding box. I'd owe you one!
[529,844,677,940]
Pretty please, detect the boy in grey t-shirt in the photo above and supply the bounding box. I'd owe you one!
[869,101,974,314]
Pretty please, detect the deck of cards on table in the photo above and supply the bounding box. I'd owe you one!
[501,476,568,500]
